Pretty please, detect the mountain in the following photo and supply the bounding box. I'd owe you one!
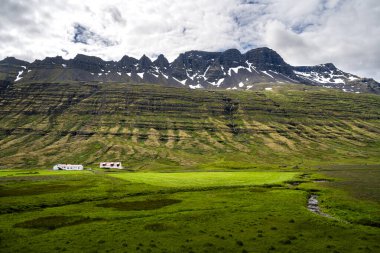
[0,47,380,169]
[0,81,379,169]
[0,47,379,94]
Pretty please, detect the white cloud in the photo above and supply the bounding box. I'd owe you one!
[259,0,380,81]
[0,0,379,81]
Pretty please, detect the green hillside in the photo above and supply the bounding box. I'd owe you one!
[0,82,379,169]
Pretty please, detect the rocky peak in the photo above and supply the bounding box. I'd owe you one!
[169,54,187,80]
[245,47,296,78]
[73,54,104,64]
[153,54,169,69]
[32,56,66,67]
[245,47,287,67]
[137,55,153,72]
[219,49,245,69]
[118,55,138,66]
[117,55,138,72]
[182,51,221,76]
[70,54,106,72]
[322,63,337,70]
[294,63,339,75]
[0,57,30,66]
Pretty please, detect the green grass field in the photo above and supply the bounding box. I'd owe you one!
[110,172,299,187]
[1,168,379,253]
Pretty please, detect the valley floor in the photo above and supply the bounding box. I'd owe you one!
[0,166,379,253]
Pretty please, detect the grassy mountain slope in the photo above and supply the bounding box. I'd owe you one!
[0,82,379,169]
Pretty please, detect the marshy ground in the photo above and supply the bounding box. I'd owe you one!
[0,166,379,253]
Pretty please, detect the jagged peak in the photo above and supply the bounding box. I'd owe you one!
[139,54,152,62]
[320,63,337,70]
[181,51,221,63]
[153,54,169,68]
[73,54,104,63]
[220,49,244,66]
[38,56,65,63]
[137,55,153,71]
[119,55,137,61]
[0,57,30,66]
[118,55,138,66]
[245,47,282,58]
[245,47,287,66]
[222,48,242,55]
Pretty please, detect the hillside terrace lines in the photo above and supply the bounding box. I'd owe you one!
[1,84,379,121]
[0,83,379,167]
[0,118,377,142]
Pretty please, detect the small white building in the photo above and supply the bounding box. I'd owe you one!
[53,164,84,171]
[100,162,123,169]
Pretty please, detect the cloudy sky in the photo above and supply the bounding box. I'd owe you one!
[1,0,379,80]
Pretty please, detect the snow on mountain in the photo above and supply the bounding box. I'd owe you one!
[0,48,379,94]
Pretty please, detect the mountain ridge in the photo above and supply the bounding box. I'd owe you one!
[0,47,379,94]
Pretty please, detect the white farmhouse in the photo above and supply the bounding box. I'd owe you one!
[53,164,84,171]
[100,162,123,169]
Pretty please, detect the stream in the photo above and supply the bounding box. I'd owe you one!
[307,194,332,218]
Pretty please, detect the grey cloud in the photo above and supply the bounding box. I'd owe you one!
[72,23,116,47]
[106,7,126,25]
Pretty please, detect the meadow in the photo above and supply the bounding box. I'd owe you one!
[1,167,379,253]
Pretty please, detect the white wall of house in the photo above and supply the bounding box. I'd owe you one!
[100,162,122,169]
[53,164,83,170]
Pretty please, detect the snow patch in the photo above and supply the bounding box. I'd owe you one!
[117,72,121,76]
[349,76,359,81]
[211,78,224,87]
[250,64,260,74]
[15,70,24,82]
[189,84,203,89]
[62,64,67,68]
[265,87,273,91]
[261,71,274,79]
[333,78,345,84]
[161,72,168,79]
[173,77,187,85]
[238,82,244,88]
[245,61,253,73]
[228,66,245,76]
[186,70,196,80]
[137,72,144,79]
[202,66,210,77]
[294,71,311,77]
